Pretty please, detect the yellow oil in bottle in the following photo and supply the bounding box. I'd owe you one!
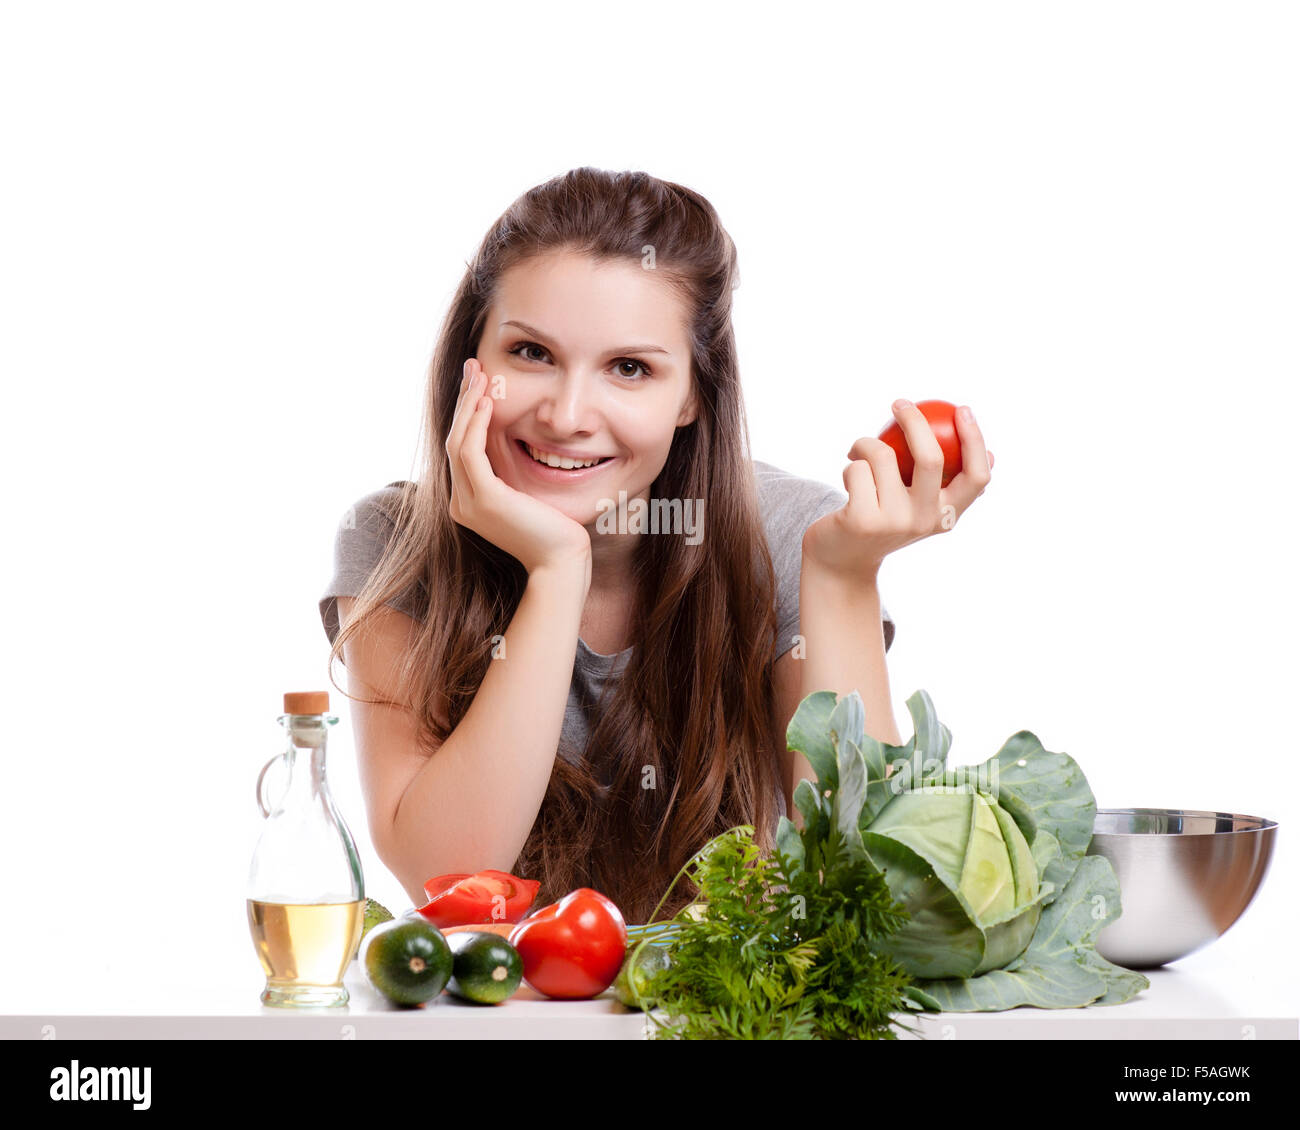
[246,898,365,1007]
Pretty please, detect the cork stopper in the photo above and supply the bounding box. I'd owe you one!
[283,691,330,715]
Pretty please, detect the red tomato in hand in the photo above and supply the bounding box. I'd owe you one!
[508,888,627,1000]
[877,399,963,487]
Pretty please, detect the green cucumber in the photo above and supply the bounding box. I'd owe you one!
[445,931,524,1005]
[361,919,452,1007]
[613,942,671,1010]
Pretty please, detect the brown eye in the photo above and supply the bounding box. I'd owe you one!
[508,342,651,380]
[508,342,549,363]
[615,358,652,379]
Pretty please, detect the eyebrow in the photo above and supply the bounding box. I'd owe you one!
[500,320,671,356]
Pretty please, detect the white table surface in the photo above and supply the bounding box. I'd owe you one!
[3,896,1295,1040]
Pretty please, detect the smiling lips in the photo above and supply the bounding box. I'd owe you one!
[520,439,613,470]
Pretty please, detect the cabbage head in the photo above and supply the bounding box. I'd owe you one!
[862,785,1053,979]
[778,687,1150,1010]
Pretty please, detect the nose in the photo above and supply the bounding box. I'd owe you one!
[534,368,601,435]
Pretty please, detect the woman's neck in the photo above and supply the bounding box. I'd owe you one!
[587,527,639,596]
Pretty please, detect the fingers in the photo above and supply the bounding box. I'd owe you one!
[458,363,497,493]
[892,400,946,495]
[446,357,488,500]
[447,358,482,450]
[846,399,944,493]
[844,433,909,517]
[946,404,992,500]
[842,457,883,519]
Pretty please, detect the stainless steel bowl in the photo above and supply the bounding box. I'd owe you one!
[1086,808,1277,969]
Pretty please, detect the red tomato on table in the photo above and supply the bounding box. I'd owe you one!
[508,888,627,1000]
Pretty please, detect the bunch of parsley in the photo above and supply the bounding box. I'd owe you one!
[631,694,920,1039]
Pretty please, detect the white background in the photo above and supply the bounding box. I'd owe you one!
[1,0,1295,1014]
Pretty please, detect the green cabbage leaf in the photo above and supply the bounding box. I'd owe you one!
[780,689,1150,1011]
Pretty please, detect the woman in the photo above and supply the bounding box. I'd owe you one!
[319,167,993,923]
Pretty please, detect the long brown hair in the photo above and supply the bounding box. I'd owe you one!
[327,167,782,923]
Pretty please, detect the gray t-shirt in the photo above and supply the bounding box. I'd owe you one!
[318,460,896,817]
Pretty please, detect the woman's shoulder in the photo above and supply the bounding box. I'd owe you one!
[751,460,846,521]
[320,480,423,646]
[326,480,421,594]
[342,479,417,529]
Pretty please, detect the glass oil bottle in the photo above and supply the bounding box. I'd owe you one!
[246,691,364,1007]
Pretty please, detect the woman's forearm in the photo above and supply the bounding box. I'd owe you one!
[796,542,902,754]
[384,561,590,903]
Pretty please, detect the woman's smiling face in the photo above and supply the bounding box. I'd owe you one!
[473,249,698,530]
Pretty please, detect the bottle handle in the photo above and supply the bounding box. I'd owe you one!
[256,753,286,818]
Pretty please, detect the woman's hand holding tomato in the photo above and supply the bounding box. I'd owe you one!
[801,399,994,583]
[446,357,594,577]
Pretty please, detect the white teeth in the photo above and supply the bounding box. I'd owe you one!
[524,442,605,470]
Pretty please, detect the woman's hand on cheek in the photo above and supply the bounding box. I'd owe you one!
[446,357,594,577]
[801,400,994,582]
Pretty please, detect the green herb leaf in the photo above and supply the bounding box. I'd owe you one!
[640,817,917,1040]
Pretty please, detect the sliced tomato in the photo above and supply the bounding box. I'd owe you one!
[416,869,542,929]
[422,873,470,902]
